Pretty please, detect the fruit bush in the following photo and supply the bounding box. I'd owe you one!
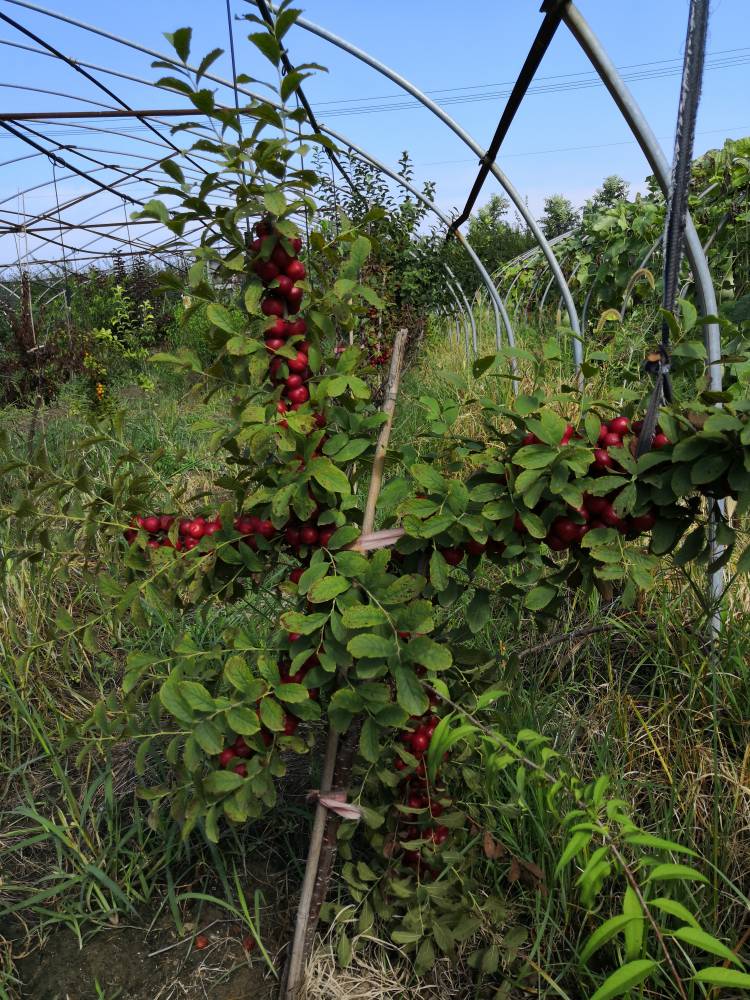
[5,8,750,996]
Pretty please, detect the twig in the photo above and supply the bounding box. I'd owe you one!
[282,329,409,999]
[516,623,617,660]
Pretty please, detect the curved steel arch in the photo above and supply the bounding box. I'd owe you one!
[250,2,583,369]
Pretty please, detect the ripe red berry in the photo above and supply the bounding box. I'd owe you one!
[313,411,326,428]
[602,432,623,448]
[394,758,406,771]
[256,519,275,539]
[276,274,293,297]
[440,546,463,566]
[432,826,449,845]
[194,934,209,951]
[234,737,251,758]
[631,511,656,533]
[265,337,285,353]
[283,715,299,736]
[219,748,236,768]
[300,525,318,545]
[521,432,540,446]
[600,503,624,528]
[598,424,610,445]
[560,424,575,444]
[287,351,309,374]
[286,317,307,336]
[430,802,444,818]
[608,416,629,436]
[242,934,256,952]
[287,386,309,405]
[408,794,425,810]
[233,763,247,777]
[286,286,303,313]
[286,259,306,282]
[593,449,614,470]
[286,374,303,389]
[551,517,579,543]
[465,539,487,556]
[652,432,670,449]
[159,515,174,532]
[255,260,279,283]
[513,513,527,534]
[285,526,301,547]
[291,237,303,254]
[411,732,430,754]
[143,515,160,533]
[272,245,293,270]
[318,527,335,547]
[204,519,222,536]
[289,567,304,585]
[547,535,567,551]
[188,520,206,539]
[261,296,284,318]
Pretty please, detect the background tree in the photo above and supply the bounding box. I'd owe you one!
[583,173,631,220]
[539,193,580,238]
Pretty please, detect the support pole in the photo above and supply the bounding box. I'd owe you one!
[283,331,409,1000]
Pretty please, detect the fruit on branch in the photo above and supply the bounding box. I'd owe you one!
[439,546,464,566]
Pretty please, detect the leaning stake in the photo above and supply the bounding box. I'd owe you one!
[282,328,409,999]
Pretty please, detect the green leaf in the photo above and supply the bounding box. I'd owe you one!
[580,914,639,965]
[555,830,592,877]
[263,187,286,216]
[410,463,446,493]
[589,960,660,1000]
[670,927,742,966]
[307,576,351,603]
[466,590,490,634]
[430,549,448,591]
[159,680,194,724]
[56,608,76,632]
[406,636,452,672]
[280,611,329,635]
[193,720,223,755]
[259,698,284,731]
[224,656,264,699]
[525,584,557,611]
[178,681,214,713]
[204,771,244,795]
[622,886,644,961]
[248,31,281,65]
[359,717,381,763]
[207,302,238,334]
[693,968,750,987]
[347,634,395,659]
[646,863,709,885]
[164,26,192,62]
[340,604,388,628]
[276,683,310,704]
[309,457,351,494]
[623,833,697,857]
[648,897,700,929]
[226,707,260,735]
[392,662,428,716]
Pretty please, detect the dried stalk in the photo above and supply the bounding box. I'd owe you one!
[281,329,409,999]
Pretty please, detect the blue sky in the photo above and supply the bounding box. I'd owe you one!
[0,0,747,267]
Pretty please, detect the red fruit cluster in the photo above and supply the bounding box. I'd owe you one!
[392,692,451,874]
[234,513,275,550]
[439,537,504,567]
[252,218,326,426]
[123,514,221,552]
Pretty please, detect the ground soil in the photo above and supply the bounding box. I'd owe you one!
[9,905,280,1000]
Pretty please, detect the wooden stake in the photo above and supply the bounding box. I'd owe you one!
[281,329,409,999]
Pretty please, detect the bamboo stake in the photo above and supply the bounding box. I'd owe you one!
[282,329,409,999]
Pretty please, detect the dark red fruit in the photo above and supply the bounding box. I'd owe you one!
[521,432,539,446]
[261,296,285,318]
[286,259,306,282]
[652,433,670,449]
[234,737,251,758]
[289,567,304,585]
[291,237,303,254]
[143,515,160,533]
[411,732,430,754]
[276,274,293,297]
[394,758,406,771]
[219,748,236,768]
[287,386,309,405]
[286,318,307,336]
[513,513,527,534]
[547,535,568,551]
[233,763,247,777]
[631,511,656,532]
[195,934,209,951]
[272,245,293,270]
[287,351,309,374]
[286,374,303,390]
[286,286,304,313]
[560,424,575,444]
[255,260,279,283]
[188,520,206,540]
[602,432,623,449]
[440,546,463,566]
[285,526,301,547]
[300,525,318,545]
[593,449,614,470]
[465,539,487,556]
[600,503,624,528]
[242,934,256,952]
[609,416,629,436]
[265,336,285,353]
[283,715,299,736]
[318,527,335,547]
[551,517,579,543]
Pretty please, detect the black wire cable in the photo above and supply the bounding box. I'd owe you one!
[0,10,209,179]
[448,0,566,236]
[637,0,710,457]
